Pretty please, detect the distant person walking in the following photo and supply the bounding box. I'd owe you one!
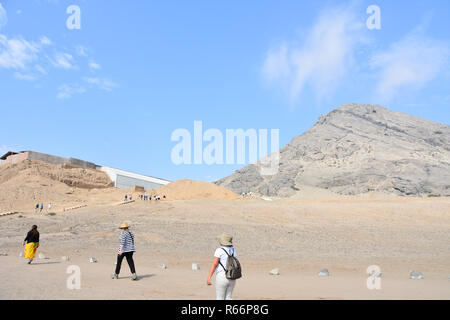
[111,223,137,280]
[47,203,52,213]
[207,233,241,300]
[124,195,128,202]
[40,203,43,213]
[35,203,39,213]
[22,225,40,264]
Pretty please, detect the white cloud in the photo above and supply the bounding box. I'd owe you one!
[83,77,118,91]
[57,83,86,99]
[50,52,74,69]
[35,64,46,74]
[14,72,36,81]
[0,35,40,69]
[40,36,52,45]
[370,30,450,102]
[75,45,88,57]
[0,3,7,30]
[262,5,366,102]
[88,60,101,70]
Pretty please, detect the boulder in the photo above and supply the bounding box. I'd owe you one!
[410,270,424,280]
[269,268,280,275]
[318,269,329,276]
[192,263,200,270]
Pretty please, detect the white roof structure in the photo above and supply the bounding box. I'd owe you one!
[100,166,170,189]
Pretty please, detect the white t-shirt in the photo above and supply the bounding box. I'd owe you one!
[214,246,237,274]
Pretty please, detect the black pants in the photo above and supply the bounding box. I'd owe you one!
[115,251,136,275]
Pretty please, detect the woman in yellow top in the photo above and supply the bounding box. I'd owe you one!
[22,225,40,264]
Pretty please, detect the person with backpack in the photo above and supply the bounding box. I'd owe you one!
[111,223,138,280]
[206,233,241,300]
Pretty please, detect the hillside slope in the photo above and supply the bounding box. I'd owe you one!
[216,104,450,197]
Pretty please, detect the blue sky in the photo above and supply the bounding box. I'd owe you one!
[0,0,449,182]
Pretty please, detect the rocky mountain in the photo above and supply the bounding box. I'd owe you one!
[216,104,450,197]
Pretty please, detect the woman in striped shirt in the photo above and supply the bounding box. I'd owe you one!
[111,223,137,280]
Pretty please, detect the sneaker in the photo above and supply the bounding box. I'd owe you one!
[111,274,118,279]
[131,273,137,281]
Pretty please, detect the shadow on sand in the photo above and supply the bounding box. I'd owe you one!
[120,274,155,281]
[29,261,61,265]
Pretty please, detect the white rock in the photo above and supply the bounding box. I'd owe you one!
[192,263,200,270]
[61,256,70,261]
[318,268,329,276]
[19,252,24,257]
[160,264,167,269]
[89,257,97,263]
[410,270,423,280]
[269,268,280,275]
[38,253,47,259]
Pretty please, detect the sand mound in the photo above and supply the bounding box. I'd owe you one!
[151,179,240,200]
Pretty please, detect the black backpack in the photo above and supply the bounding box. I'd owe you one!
[218,248,242,280]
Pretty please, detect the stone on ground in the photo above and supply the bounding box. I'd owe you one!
[269,268,280,275]
[410,270,424,280]
[318,269,329,276]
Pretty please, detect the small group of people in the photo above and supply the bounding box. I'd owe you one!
[241,192,253,197]
[124,194,133,202]
[139,194,149,201]
[21,223,240,299]
[137,194,166,201]
[34,202,51,213]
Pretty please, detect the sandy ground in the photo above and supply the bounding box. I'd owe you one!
[0,198,449,299]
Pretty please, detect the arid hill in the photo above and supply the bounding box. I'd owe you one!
[0,161,240,213]
[0,160,122,212]
[216,104,450,197]
[0,160,113,189]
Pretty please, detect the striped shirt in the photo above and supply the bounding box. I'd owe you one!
[118,231,136,253]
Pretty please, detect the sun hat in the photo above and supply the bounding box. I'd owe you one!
[119,223,129,229]
[219,233,233,246]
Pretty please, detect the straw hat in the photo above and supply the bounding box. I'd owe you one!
[119,223,129,229]
[219,233,233,246]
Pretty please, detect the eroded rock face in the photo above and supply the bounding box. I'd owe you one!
[217,104,450,197]
[0,160,114,189]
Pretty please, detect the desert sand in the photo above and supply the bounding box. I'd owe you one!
[1,196,449,300]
